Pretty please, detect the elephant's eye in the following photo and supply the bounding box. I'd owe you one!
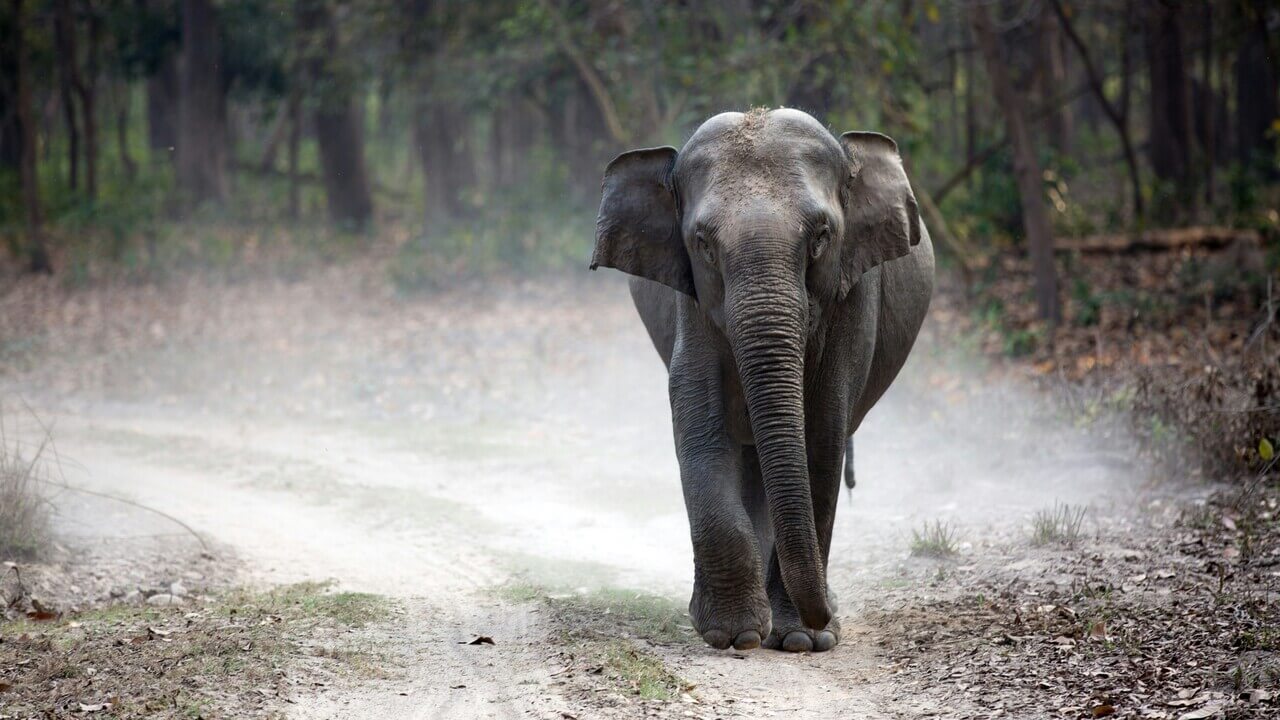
[695,231,715,265]
[810,223,832,260]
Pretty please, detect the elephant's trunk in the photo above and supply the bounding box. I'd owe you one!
[725,265,830,631]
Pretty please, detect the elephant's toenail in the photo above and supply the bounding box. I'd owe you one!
[702,629,731,650]
[781,631,813,652]
[732,630,761,650]
[813,630,837,652]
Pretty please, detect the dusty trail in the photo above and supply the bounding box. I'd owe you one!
[7,274,1158,718]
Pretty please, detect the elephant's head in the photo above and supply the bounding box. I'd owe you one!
[591,108,922,630]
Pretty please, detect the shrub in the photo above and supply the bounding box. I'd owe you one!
[0,428,50,561]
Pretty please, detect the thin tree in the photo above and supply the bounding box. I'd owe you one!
[1049,0,1144,219]
[15,0,51,273]
[970,2,1060,325]
[1037,3,1073,155]
[78,3,101,199]
[116,79,137,182]
[146,53,178,154]
[53,0,82,191]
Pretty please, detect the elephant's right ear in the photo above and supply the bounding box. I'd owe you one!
[591,146,694,297]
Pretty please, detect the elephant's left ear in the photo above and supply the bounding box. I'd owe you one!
[837,132,923,298]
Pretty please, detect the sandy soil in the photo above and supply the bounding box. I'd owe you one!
[2,269,1259,719]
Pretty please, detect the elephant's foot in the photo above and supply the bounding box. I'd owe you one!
[764,614,840,652]
[689,580,771,651]
[762,585,840,653]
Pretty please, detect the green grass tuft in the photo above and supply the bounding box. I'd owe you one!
[1031,502,1088,547]
[602,639,691,700]
[910,520,960,558]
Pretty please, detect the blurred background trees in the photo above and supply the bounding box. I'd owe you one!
[0,0,1276,299]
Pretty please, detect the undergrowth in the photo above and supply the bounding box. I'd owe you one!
[0,421,50,561]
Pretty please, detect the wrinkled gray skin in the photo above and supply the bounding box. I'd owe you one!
[591,109,934,653]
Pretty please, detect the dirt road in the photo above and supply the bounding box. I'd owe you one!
[4,271,1176,718]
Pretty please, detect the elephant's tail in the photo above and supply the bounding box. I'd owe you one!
[842,436,856,491]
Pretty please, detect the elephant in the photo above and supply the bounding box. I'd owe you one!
[590,108,934,653]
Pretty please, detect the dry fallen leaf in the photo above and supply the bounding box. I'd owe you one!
[1178,704,1224,720]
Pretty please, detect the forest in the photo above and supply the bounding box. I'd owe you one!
[0,0,1275,292]
[1,1,1279,718]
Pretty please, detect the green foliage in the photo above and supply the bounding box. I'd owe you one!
[1072,279,1102,327]
[4,0,1278,284]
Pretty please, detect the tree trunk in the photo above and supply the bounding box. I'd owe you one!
[314,108,374,227]
[964,20,977,167]
[1235,7,1279,179]
[287,89,301,221]
[1200,1,1214,206]
[489,91,539,193]
[79,5,101,199]
[970,3,1059,325]
[1145,1,1197,217]
[299,0,374,228]
[552,74,609,204]
[416,100,474,223]
[15,0,50,273]
[116,81,137,182]
[53,0,81,192]
[176,0,228,208]
[146,51,178,154]
[0,9,21,174]
[1038,4,1072,154]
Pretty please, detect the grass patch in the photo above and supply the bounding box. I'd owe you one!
[910,520,960,558]
[0,422,51,561]
[571,587,691,645]
[0,582,392,716]
[499,581,692,645]
[496,581,693,703]
[602,639,691,700]
[1031,502,1088,547]
[238,580,390,628]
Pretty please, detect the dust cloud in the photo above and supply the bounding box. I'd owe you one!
[7,268,1152,606]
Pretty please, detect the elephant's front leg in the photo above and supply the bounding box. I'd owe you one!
[670,351,771,651]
